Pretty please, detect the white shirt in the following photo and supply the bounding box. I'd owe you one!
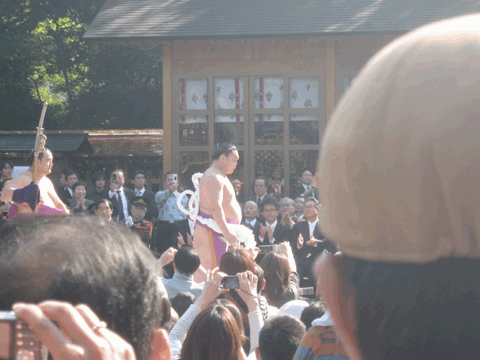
[108,187,129,220]
[245,218,257,227]
[260,219,277,244]
[135,188,145,196]
[67,187,73,197]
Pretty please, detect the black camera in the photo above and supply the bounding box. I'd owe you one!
[0,311,42,360]
[221,276,240,289]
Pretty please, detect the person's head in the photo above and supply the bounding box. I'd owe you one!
[0,216,170,360]
[174,246,201,276]
[261,198,279,225]
[110,169,125,188]
[65,169,78,189]
[94,199,114,220]
[300,301,326,330]
[254,264,266,294]
[259,315,306,360]
[279,197,295,216]
[72,181,87,201]
[260,251,290,305]
[212,143,239,175]
[253,176,268,198]
[316,15,480,360]
[131,196,148,222]
[59,170,66,186]
[170,292,196,318]
[27,149,53,176]
[219,246,256,276]
[92,171,106,190]
[231,179,242,193]
[164,171,176,188]
[303,197,320,222]
[132,170,146,190]
[180,302,243,360]
[300,169,313,186]
[294,196,305,214]
[243,201,259,222]
[0,161,13,180]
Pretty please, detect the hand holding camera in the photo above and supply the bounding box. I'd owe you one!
[195,269,228,309]
[11,301,135,360]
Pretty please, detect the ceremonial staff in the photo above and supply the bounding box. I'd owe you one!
[32,102,48,184]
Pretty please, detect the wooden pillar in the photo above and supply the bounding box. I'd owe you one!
[326,37,336,121]
[162,41,172,175]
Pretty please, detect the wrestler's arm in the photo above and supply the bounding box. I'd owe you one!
[202,176,236,243]
[45,179,70,214]
[0,174,30,202]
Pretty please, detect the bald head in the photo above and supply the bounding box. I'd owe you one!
[244,201,259,221]
[319,14,480,263]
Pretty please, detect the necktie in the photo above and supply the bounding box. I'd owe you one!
[116,190,125,221]
[257,197,261,207]
[136,190,142,196]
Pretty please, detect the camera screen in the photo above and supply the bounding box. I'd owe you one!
[0,322,11,359]
[222,276,239,289]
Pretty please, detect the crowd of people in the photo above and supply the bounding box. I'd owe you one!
[1,13,480,360]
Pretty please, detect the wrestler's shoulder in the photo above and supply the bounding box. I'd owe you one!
[201,170,224,184]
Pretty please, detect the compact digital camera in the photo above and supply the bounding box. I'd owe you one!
[0,311,42,360]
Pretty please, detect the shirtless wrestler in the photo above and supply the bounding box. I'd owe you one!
[0,149,69,214]
[194,143,242,270]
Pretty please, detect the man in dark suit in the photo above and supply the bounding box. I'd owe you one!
[291,169,318,199]
[241,200,261,243]
[131,170,157,221]
[289,197,336,288]
[257,197,291,246]
[57,169,77,205]
[108,169,135,222]
[245,176,277,222]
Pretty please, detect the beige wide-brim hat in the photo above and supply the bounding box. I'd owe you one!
[319,14,480,263]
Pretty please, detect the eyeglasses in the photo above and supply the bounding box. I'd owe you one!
[263,208,278,213]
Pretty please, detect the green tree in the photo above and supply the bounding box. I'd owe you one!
[0,0,162,130]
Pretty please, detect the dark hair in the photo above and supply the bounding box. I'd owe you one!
[254,264,265,294]
[0,161,13,171]
[133,170,146,180]
[92,171,106,183]
[260,252,290,305]
[171,291,196,318]
[25,148,50,166]
[252,176,268,191]
[72,181,87,193]
[0,216,168,360]
[94,198,113,211]
[65,169,78,181]
[259,315,306,360]
[300,301,326,330]
[164,171,174,181]
[219,247,256,276]
[261,197,279,212]
[211,143,237,161]
[301,169,312,176]
[174,246,201,276]
[180,303,243,360]
[346,256,480,360]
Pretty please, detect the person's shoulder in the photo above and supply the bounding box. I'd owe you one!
[144,189,155,197]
